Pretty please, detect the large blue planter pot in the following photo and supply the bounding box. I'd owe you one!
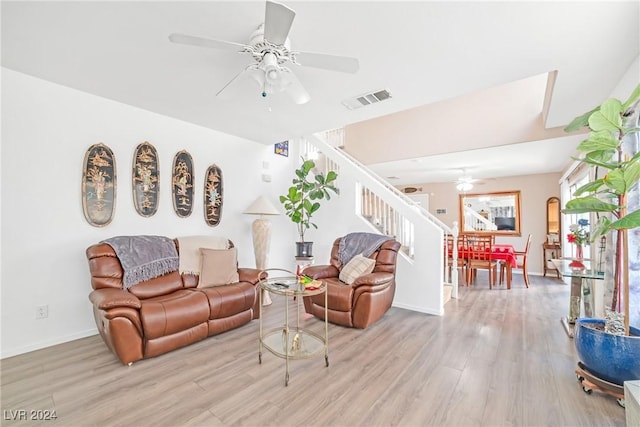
[574,318,640,386]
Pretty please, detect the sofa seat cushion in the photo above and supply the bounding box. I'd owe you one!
[197,281,256,319]
[140,289,210,340]
[307,277,353,312]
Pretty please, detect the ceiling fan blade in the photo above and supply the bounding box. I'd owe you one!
[279,69,310,105]
[294,51,359,73]
[216,65,259,99]
[264,1,295,45]
[169,33,249,52]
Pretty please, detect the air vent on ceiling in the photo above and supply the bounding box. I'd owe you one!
[342,89,392,110]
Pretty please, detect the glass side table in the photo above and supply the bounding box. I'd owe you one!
[552,258,604,338]
[258,268,329,386]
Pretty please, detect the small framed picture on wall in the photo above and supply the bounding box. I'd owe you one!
[274,141,288,157]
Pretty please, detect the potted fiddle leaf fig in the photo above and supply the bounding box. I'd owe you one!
[279,158,339,258]
[563,83,640,387]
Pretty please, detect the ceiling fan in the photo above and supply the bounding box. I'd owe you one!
[454,168,478,192]
[169,1,359,104]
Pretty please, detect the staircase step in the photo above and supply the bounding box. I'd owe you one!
[443,284,452,304]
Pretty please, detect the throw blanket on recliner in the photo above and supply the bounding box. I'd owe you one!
[338,232,393,266]
[102,235,179,289]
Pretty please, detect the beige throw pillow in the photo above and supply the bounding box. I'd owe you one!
[339,254,376,285]
[178,236,230,275]
[198,248,239,288]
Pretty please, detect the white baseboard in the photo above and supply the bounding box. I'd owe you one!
[392,301,444,316]
[1,328,98,359]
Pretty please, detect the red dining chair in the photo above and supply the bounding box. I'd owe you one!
[500,234,532,288]
[466,235,498,289]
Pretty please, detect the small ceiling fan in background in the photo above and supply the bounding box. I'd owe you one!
[169,0,359,104]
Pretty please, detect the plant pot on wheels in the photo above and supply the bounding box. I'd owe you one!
[574,318,640,386]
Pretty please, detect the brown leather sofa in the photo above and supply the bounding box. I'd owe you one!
[86,238,264,365]
[303,237,401,329]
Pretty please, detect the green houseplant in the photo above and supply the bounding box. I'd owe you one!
[563,83,640,387]
[563,83,640,335]
[279,158,338,257]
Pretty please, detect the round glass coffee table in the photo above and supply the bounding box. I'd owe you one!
[258,268,328,386]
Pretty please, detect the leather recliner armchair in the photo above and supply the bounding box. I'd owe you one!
[302,237,401,329]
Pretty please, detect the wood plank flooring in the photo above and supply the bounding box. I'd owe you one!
[1,275,627,426]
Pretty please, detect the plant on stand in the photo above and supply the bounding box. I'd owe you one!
[279,158,339,258]
[562,83,640,387]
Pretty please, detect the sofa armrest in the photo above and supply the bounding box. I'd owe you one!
[353,272,394,289]
[238,268,266,285]
[304,265,340,280]
[89,288,141,310]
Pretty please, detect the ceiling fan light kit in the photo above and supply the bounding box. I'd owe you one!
[453,167,478,192]
[169,1,359,105]
[456,182,473,192]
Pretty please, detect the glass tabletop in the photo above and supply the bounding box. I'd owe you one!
[259,268,326,296]
[551,258,605,280]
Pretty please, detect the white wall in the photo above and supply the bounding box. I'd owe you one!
[610,55,639,101]
[0,69,299,358]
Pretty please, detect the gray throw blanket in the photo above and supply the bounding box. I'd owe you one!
[102,235,179,289]
[338,232,393,266]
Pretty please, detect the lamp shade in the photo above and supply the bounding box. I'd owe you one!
[244,196,280,216]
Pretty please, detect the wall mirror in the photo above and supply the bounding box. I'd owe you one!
[459,190,521,235]
[546,196,561,240]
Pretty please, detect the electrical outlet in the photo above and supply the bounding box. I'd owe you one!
[36,305,48,319]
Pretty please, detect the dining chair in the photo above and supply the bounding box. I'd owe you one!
[465,235,498,289]
[501,234,532,288]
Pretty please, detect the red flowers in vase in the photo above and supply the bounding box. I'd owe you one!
[567,219,588,267]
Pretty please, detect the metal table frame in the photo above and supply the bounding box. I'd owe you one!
[258,268,329,386]
[552,258,604,338]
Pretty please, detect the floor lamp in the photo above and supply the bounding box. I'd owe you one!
[244,195,280,305]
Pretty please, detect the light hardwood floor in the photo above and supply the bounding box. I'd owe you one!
[1,274,627,426]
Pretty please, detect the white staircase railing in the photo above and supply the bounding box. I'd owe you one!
[464,206,498,231]
[301,129,459,302]
[360,186,414,258]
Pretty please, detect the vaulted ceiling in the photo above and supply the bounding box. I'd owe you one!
[2,1,638,184]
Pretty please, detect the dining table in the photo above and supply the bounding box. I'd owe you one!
[492,244,517,289]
